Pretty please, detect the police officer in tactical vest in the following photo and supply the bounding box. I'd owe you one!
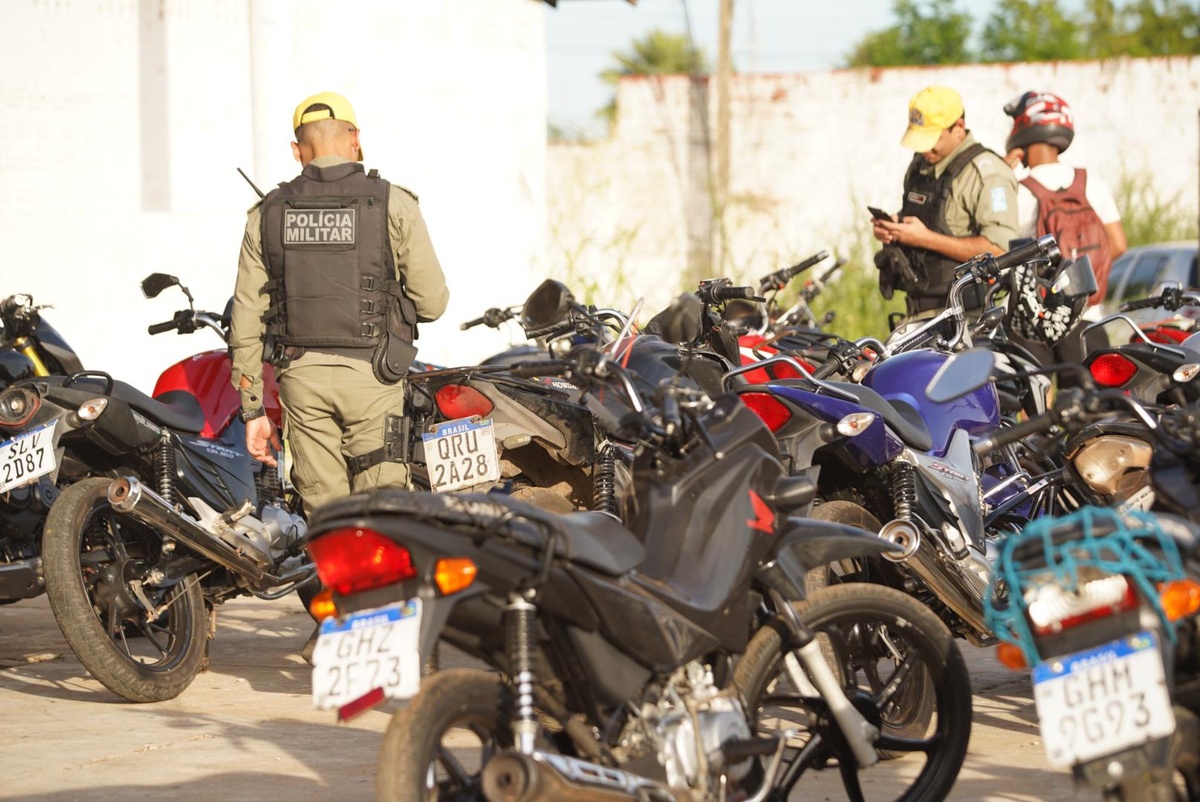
[230,91,449,515]
[873,86,1018,320]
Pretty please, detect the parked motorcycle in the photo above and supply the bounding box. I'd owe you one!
[930,347,1200,799]
[0,273,313,702]
[0,293,85,602]
[303,290,973,802]
[725,236,1090,646]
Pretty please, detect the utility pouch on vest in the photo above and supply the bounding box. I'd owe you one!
[371,294,418,384]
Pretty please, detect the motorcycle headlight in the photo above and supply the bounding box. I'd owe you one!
[0,386,40,427]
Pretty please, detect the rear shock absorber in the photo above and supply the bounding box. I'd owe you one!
[155,433,177,505]
[591,442,618,518]
[878,460,921,561]
[505,592,539,754]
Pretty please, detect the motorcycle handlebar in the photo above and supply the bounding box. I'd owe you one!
[973,413,1052,455]
[815,258,845,286]
[758,250,830,291]
[699,284,762,305]
[459,316,487,331]
[993,234,1060,273]
[509,360,569,379]
[1120,295,1171,312]
[147,320,177,335]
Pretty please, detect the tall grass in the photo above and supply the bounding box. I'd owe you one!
[1115,174,1199,247]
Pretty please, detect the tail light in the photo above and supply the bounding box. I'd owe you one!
[435,384,494,419]
[1088,353,1138,388]
[1025,574,1137,634]
[740,391,792,432]
[307,527,417,596]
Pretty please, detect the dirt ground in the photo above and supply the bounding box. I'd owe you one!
[0,594,1081,801]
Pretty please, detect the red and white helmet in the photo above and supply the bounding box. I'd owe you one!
[1004,91,1075,153]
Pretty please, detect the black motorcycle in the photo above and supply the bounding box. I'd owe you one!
[0,278,315,702]
[0,293,84,602]
[302,289,972,802]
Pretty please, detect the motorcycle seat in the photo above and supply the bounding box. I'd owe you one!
[40,375,206,434]
[314,489,646,577]
[823,380,934,451]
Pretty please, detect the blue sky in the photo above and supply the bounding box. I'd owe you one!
[545,0,1003,136]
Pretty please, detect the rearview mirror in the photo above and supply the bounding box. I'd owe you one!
[141,273,180,299]
[521,280,575,331]
[925,348,996,403]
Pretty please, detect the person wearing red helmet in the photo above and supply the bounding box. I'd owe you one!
[1004,90,1127,316]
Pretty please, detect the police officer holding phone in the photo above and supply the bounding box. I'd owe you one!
[230,91,449,515]
[872,86,1018,320]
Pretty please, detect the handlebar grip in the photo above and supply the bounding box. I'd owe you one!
[713,285,761,302]
[974,414,1051,454]
[994,234,1060,272]
[460,316,487,331]
[509,360,568,379]
[1119,296,1166,312]
[784,249,830,279]
[147,320,177,335]
[816,258,846,285]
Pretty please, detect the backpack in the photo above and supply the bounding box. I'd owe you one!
[1021,168,1112,306]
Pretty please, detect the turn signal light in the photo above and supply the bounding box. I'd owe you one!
[307,587,338,621]
[434,558,478,595]
[435,384,494,420]
[1160,579,1200,622]
[306,527,417,596]
[996,642,1028,670]
[1088,353,1138,388]
[739,392,792,432]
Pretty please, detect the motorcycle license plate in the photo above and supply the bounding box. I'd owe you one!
[311,599,422,711]
[1032,630,1175,767]
[0,420,58,494]
[422,416,500,493]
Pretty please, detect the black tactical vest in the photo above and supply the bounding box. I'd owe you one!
[897,142,989,304]
[261,162,403,351]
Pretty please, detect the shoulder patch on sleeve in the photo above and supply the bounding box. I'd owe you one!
[975,156,996,178]
[990,186,1009,212]
[394,184,420,204]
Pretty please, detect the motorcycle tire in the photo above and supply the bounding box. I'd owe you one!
[42,477,208,703]
[803,500,883,594]
[734,584,972,802]
[376,668,513,802]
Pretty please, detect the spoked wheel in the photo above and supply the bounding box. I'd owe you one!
[377,669,514,802]
[735,584,972,802]
[42,477,208,702]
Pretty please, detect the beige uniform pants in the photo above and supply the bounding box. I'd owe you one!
[278,353,409,513]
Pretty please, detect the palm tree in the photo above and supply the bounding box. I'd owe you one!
[598,29,710,124]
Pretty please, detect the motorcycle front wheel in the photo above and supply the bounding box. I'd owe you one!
[377,668,513,802]
[42,477,208,703]
[735,583,972,802]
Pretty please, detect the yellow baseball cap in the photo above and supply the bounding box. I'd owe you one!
[900,86,964,152]
[292,91,363,160]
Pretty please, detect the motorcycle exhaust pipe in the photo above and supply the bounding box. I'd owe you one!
[107,477,268,584]
[878,518,921,562]
[482,751,673,802]
[901,533,992,642]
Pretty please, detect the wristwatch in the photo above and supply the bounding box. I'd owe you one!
[240,406,267,423]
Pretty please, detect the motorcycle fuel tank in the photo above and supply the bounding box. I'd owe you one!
[863,350,1000,457]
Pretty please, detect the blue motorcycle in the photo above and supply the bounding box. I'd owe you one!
[724,236,1096,645]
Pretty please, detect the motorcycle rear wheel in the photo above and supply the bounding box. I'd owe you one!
[377,668,513,802]
[735,583,972,802]
[42,477,208,703]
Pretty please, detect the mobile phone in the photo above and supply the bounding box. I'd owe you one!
[868,206,891,221]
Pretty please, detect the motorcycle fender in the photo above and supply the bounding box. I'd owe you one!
[414,589,485,667]
[758,517,901,600]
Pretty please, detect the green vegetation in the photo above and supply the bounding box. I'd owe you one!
[847,0,1200,66]
[1114,173,1200,247]
[597,30,710,125]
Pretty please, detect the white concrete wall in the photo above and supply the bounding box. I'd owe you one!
[2,0,547,393]
[548,57,1200,314]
